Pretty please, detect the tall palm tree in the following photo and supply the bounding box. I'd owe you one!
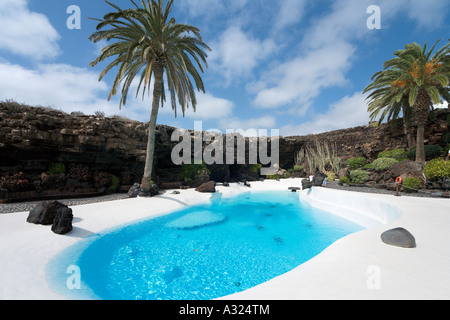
[89,0,210,191]
[367,92,416,149]
[364,40,450,162]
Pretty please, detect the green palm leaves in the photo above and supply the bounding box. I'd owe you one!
[89,0,210,190]
[364,40,450,162]
[89,0,210,117]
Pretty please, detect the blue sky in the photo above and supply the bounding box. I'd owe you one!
[0,0,448,136]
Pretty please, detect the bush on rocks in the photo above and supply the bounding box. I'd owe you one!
[347,157,367,170]
[378,149,407,161]
[349,169,368,184]
[372,157,398,171]
[339,176,350,184]
[424,159,450,181]
[407,145,444,160]
[402,177,422,191]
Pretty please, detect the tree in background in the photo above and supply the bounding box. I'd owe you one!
[364,40,449,163]
[90,0,210,191]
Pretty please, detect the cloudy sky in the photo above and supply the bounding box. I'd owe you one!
[0,0,448,136]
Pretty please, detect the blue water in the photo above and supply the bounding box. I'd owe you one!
[51,191,363,300]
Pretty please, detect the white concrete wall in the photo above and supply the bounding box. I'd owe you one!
[300,187,402,228]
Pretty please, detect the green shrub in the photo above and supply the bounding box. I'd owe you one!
[402,177,422,191]
[249,163,262,173]
[293,165,304,172]
[109,175,120,192]
[371,157,398,171]
[378,149,407,161]
[347,157,367,170]
[363,163,374,169]
[339,176,350,184]
[407,145,444,160]
[423,159,450,180]
[267,174,278,180]
[179,162,210,182]
[326,171,336,181]
[47,163,66,175]
[349,169,368,184]
[443,132,450,144]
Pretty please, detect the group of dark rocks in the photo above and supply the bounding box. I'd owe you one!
[26,201,73,235]
[126,180,242,198]
[25,180,225,236]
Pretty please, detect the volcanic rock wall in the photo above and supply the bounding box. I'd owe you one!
[0,101,448,201]
[290,108,449,161]
[0,102,303,189]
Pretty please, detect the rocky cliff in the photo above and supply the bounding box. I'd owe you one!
[0,101,448,202]
[0,102,303,201]
[290,109,449,161]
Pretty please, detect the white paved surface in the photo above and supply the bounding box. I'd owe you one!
[1,179,449,300]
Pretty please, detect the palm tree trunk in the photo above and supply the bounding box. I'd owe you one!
[405,123,416,150]
[415,124,426,163]
[414,89,430,163]
[141,62,164,191]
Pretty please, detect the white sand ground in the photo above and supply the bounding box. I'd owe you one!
[0,178,449,300]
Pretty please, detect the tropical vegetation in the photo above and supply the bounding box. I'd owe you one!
[402,177,422,191]
[89,0,210,191]
[346,157,367,170]
[364,40,450,163]
[371,157,398,171]
[423,158,450,180]
[295,141,341,175]
[349,169,368,184]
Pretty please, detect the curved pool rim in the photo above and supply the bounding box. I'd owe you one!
[46,184,403,300]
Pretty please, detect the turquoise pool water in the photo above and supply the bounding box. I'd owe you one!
[50,191,364,300]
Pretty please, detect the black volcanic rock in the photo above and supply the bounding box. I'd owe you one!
[27,201,68,225]
[51,207,73,235]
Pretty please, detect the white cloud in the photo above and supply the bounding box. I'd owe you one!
[218,115,276,132]
[249,0,449,116]
[280,92,370,136]
[274,0,307,32]
[301,0,371,49]
[404,0,449,30]
[251,42,355,110]
[209,26,276,86]
[0,0,60,60]
[160,92,235,120]
[0,60,109,113]
[0,59,155,121]
[435,101,448,109]
[249,0,366,113]
[179,0,249,18]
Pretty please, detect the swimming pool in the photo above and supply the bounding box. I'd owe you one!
[49,190,364,300]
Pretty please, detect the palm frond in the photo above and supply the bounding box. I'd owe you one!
[89,0,210,117]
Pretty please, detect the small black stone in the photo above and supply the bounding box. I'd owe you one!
[381,227,416,248]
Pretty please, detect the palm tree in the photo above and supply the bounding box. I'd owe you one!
[364,40,450,163]
[89,0,210,191]
[367,91,416,149]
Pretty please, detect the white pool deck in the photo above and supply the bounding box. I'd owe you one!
[0,178,449,300]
